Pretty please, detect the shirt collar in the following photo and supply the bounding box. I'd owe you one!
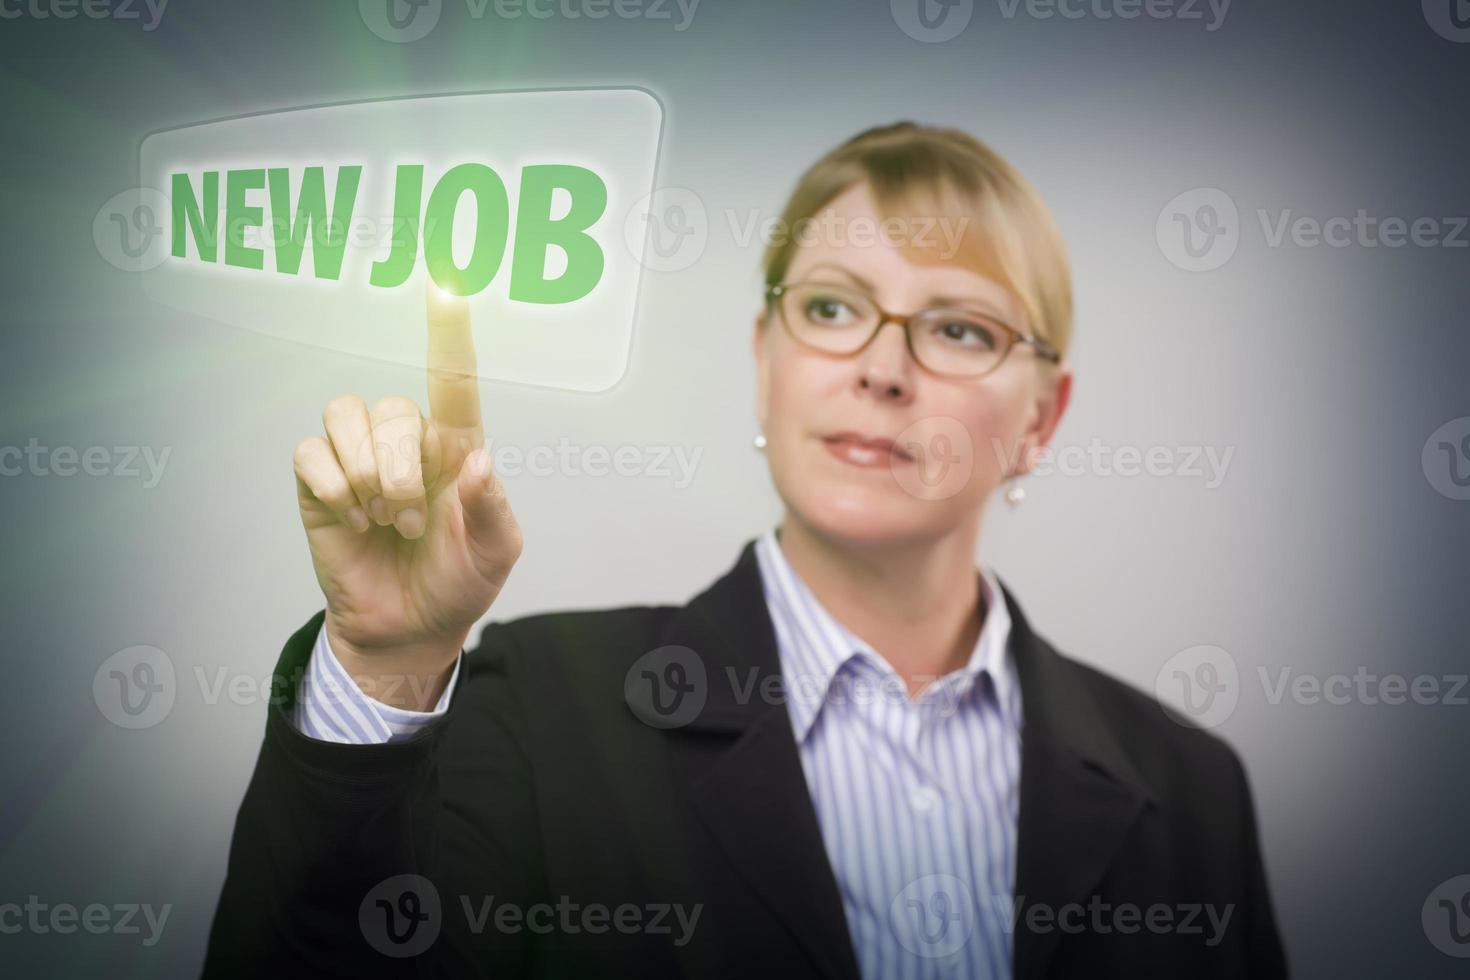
[753,525,1019,743]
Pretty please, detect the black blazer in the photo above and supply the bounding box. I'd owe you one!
[203,537,1288,979]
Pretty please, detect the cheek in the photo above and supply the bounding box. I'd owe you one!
[765,352,841,439]
[966,394,1027,478]
[901,385,1028,502]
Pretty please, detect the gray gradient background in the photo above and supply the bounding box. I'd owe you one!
[1,0,1467,976]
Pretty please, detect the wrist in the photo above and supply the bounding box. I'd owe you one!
[324,618,466,711]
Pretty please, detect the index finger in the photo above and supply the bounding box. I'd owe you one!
[425,282,484,449]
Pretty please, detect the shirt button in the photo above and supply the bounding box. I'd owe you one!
[911,786,940,812]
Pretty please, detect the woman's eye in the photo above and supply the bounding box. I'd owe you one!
[806,298,853,323]
[936,319,998,349]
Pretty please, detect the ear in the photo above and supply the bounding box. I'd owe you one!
[1011,363,1072,478]
[752,308,771,429]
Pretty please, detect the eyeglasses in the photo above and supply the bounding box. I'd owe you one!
[765,280,1060,379]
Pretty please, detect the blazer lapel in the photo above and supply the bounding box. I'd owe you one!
[654,539,861,980]
[1001,583,1156,980]
[643,540,1153,980]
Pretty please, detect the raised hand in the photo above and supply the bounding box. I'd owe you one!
[291,286,522,709]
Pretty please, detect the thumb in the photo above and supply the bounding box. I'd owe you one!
[456,447,522,579]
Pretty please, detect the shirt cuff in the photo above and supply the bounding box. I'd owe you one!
[290,623,463,744]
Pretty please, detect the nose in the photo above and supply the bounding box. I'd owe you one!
[855,320,914,403]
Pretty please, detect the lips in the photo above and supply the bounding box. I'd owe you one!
[821,431,916,463]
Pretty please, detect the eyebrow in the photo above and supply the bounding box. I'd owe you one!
[805,262,1006,315]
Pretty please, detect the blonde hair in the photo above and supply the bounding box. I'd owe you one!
[761,121,1074,358]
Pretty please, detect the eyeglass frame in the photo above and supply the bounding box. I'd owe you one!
[763,280,1061,379]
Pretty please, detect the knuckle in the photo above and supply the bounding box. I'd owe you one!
[375,432,423,478]
[501,528,526,572]
[343,434,381,482]
[378,454,424,494]
[292,436,325,471]
[371,395,419,422]
[342,434,375,473]
[503,522,524,558]
[322,393,364,426]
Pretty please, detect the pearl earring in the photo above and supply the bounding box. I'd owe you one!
[753,433,767,451]
[1003,480,1026,508]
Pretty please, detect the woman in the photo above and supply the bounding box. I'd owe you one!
[205,123,1287,979]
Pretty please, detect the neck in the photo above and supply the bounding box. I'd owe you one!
[775,513,987,698]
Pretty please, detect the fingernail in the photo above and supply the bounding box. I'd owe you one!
[346,506,369,533]
[468,447,490,477]
[395,508,424,538]
[369,496,390,525]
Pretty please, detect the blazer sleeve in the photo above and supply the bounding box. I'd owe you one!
[201,611,548,978]
[1233,748,1290,978]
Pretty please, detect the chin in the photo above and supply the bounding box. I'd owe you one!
[784,473,952,548]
